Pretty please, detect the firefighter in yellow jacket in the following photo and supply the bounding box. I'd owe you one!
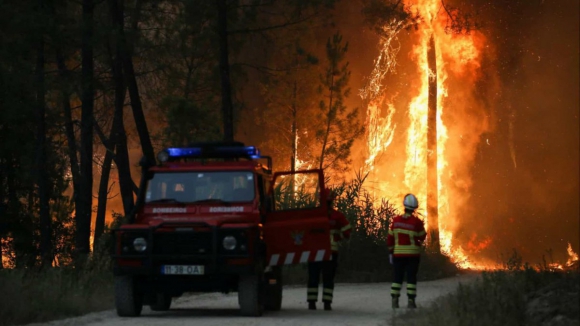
[307,188,351,311]
[387,193,426,309]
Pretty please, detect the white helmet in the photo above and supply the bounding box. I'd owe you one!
[403,193,419,210]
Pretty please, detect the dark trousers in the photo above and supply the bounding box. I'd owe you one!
[307,253,338,303]
[391,256,420,299]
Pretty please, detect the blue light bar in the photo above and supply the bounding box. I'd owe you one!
[164,146,260,160]
[166,147,202,158]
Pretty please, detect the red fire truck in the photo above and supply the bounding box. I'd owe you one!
[111,142,332,317]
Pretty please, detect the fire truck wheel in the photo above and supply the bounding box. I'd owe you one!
[264,266,282,311]
[114,276,143,317]
[149,293,172,311]
[238,274,264,316]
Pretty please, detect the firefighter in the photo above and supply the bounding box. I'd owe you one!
[307,188,351,311]
[387,193,427,309]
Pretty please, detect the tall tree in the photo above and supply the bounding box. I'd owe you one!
[317,32,364,174]
[77,0,95,258]
[213,0,338,143]
[216,0,235,142]
[257,39,320,172]
[35,0,52,267]
[362,0,478,253]
[107,0,155,165]
[426,35,439,252]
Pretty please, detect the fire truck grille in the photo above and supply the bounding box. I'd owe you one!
[152,232,212,255]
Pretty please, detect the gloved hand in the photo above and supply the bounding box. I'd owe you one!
[389,254,393,265]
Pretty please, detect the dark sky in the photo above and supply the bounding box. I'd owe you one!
[333,0,579,265]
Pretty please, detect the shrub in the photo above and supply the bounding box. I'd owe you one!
[398,254,580,326]
[0,225,116,326]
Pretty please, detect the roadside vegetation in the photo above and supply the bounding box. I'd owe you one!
[0,236,114,326]
[282,174,460,285]
[8,176,575,326]
[396,252,580,326]
[0,176,458,325]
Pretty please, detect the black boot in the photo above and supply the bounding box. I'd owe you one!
[324,302,332,311]
[408,298,417,309]
[308,302,316,310]
[392,296,399,309]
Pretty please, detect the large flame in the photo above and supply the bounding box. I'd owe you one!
[362,0,494,269]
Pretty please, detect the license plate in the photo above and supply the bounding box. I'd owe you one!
[161,265,204,275]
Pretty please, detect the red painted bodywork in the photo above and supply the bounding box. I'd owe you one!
[116,160,332,268]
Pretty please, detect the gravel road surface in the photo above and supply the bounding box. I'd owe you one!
[28,273,479,326]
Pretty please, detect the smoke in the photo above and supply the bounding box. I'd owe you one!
[456,0,580,264]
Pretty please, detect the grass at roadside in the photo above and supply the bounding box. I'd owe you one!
[0,256,113,326]
[395,267,579,326]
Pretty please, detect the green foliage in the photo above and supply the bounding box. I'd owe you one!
[316,32,365,174]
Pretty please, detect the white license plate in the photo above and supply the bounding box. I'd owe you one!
[161,265,204,275]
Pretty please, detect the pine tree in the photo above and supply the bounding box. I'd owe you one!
[317,32,364,175]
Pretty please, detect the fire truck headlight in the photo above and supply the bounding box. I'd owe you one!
[157,150,169,163]
[222,236,237,250]
[133,237,147,252]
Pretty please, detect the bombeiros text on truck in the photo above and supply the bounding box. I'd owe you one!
[111,142,333,317]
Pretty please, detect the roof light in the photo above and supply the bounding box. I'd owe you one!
[167,147,202,157]
[158,145,261,161]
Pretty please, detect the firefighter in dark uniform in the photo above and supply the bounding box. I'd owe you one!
[387,193,427,309]
[307,188,351,311]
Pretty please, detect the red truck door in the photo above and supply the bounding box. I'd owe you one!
[263,170,332,266]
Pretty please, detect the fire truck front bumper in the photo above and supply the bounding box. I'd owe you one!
[111,227,260,277]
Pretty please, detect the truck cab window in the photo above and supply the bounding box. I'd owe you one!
[145,171,256,203]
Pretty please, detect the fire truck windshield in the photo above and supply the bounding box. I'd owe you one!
[145,171,255,203]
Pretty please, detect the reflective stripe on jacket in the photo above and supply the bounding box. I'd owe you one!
[329,209,351,252]
[387,213,426,257]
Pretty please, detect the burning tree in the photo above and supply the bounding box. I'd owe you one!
[362,0,481,255]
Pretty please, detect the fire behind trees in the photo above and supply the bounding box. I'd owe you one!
[0,0,365,268]
[0,0,577,269]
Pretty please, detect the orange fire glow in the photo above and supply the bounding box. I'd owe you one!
[566,242,579,267]
[547,243,578,271]
[362,0,493,269]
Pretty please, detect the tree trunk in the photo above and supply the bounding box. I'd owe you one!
[35,14,52,267]
[111,42,135,217]
[291,81,297,172]
[0,238,3,269]
[216,0,235,142]
[107,0,155,166]
[56,51,81,208]
[0,188,5,269]
[319,75,335,170]
[94,150,112,242]
[77,0,95,260]
[427,35,440,253]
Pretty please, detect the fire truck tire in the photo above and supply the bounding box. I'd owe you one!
[264,266,282,311]
[238,274,264,316]
[149,293,172,311]
[114,276,143,317]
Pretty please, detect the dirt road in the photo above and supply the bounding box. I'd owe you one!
[30,273,479,326]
